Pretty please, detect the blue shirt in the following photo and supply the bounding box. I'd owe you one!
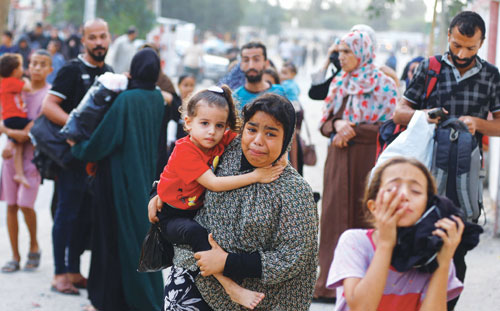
[47,53,66,84]
[0,45,17,55]
[281,79,300,101]
[234,84,287,111]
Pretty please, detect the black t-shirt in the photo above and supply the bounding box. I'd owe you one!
[49,57,113,113]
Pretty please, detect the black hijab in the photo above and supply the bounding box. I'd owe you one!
[128,48,160,90]
[240,93,296,170]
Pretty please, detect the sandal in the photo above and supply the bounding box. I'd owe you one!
[24,251,41,271]
[1,260,20,273]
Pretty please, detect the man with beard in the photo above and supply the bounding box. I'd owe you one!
[42,18,113,295]
[233,41,287,110]
[393,11,500,310]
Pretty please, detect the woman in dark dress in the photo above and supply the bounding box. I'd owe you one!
[71,48,165,311]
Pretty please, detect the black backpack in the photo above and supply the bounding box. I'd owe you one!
[431,118,483,222]
[30,59,93,180]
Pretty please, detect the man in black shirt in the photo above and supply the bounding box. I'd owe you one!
[42,18,113,295]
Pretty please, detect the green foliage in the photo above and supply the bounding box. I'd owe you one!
[47,0,84,27]
[161,0,244,33]
[97,0,155,36]
[390,0,428,32]
[241,0,284,34]
[48,0,155,36]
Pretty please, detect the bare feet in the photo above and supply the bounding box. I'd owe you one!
[13,174,30,188]
[226,285,265,310]
[68,273,87,289]
[51,274,79,295]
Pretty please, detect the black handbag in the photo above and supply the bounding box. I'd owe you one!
[29,115,74,169]
[137,223,174,272]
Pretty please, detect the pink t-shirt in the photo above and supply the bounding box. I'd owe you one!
[0,84,50,208]
[327,229,463,311]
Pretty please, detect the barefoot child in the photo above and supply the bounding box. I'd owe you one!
[327,157,467,311]
[155,85,284,309]
[0,53,33,188]
[1,50,53,273]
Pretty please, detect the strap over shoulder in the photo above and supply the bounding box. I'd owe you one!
[425,55,442,100]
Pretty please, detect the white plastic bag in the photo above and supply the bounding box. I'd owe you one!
[372,110,436,177]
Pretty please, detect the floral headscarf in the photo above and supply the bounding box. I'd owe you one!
[322,31,397,125]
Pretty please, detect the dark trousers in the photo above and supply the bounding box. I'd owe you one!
[52,165,90,274]
[447,243,468,310]
[159,204,210,253]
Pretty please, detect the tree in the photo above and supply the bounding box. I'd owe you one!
[242,0,284,34]
[48,0,155,36]
[0,0,10,34]
[367,0,393,30]
[161,0,244,34]
[373,0,470,55]
[390,0,428,32]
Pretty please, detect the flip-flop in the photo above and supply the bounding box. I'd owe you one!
[50,283,79,296]
[24,251,41,271]
[1,260,20,273]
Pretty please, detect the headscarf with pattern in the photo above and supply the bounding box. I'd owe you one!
[322,31,397,125]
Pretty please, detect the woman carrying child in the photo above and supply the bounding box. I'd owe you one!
[327,157,467,311]
[150,93,319,310]
[154,85,284,309]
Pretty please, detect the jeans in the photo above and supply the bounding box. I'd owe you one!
[52,165,90,274]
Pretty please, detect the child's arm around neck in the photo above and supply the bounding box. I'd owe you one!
[196,159,285,192]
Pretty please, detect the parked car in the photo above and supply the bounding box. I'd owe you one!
[201,53,229,83]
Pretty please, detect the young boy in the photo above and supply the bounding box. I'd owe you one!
[0,53,32,187]
[280,61,300,100]
[0,50,52,273]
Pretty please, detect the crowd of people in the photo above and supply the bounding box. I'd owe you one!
[0,9,498,311]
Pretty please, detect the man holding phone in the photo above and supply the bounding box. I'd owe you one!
[393,11,500,310]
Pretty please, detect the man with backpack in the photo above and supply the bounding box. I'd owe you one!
[41,19,113,295]
[393,11,500,310]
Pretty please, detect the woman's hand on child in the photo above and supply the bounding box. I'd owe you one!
[254,164,285,183]
[433,215,464,265]
[148,195,163,223]
[373,186,407,248]
[66,139,76,147]
[194,233,228,277]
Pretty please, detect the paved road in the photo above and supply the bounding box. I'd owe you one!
[1,58,500,310]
